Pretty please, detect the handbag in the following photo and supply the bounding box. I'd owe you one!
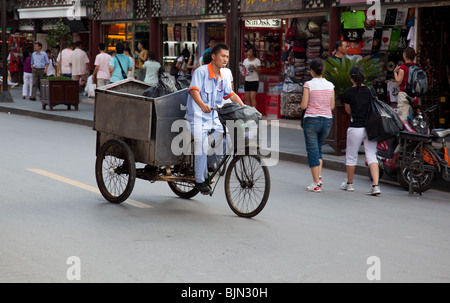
[115,56,128,80]
[365,86,404,142]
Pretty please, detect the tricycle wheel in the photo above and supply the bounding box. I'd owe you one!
[95,139,136,203]
[224,155,270,218]
[168,182,199,199]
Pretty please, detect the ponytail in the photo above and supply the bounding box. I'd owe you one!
[349,66,365,89]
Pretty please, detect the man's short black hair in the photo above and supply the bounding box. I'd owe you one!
[211,43,229,55]
[115,43,125,54]
[98,43,106,51]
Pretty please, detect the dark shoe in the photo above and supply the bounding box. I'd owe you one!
[195,182,212,194]
[29,97,36,101]
[22,96,26,99]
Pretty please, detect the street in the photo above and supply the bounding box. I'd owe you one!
[1,112,450,283]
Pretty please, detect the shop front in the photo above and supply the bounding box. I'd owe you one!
[99,0,150,77]
[332,0,450,128]
[240,0,331,119]
[157,0,227,73]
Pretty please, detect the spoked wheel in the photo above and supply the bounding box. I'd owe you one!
[398,145,435,193]
[225,155,270,218]
[168,181,199,199]
[95,139,136,203]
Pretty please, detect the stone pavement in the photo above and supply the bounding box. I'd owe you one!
[0,85,368,175]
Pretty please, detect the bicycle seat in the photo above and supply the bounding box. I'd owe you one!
[431,128,450,138]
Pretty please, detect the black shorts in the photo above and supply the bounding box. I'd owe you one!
[244,81,259,92]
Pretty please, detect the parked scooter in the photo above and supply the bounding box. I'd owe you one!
[368,96,438,192]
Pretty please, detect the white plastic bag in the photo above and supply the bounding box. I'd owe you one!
[88,83,96,98]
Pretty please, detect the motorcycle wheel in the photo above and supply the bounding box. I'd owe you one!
[398,146,435,193]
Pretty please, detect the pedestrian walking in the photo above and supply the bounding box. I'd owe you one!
[45,49,56,77]
[201,37,216,65]
[142,51,161,85]
[242,46,262,108]
[109,43,132,84]
[92,43,112,88]
[340,66,381,195]
[69,41,90,91]
[57,43,74,78]
[21,49,32,99]
[124,46,135,79]
[30,42,49,101]
[301,58,335,193]
[394,47,418,121]
[134,41,148,81]
[187,46,200,76]
[176,48,190,77]
[185,43,244,194]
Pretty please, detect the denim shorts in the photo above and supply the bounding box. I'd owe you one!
[303,116,332,167]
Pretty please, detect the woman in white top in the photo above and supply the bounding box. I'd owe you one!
[242,47,262,108]
[176,48,190,77]
[124,47,135,79]
[142,51,161,85]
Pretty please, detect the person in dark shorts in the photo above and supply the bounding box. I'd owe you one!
[242,47,261,108]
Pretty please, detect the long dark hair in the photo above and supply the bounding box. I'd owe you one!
[350,66,365,89]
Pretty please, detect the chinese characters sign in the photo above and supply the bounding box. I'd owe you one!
[240,0,302,13]
[160,0,206,17]
[101,0,134,20]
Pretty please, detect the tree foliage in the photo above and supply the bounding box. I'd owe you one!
[45,19,73,49]
[324,56,382,103]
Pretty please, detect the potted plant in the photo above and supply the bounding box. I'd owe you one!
[42,20,78,110]
[40,76,79,110]
[323,56,382,155]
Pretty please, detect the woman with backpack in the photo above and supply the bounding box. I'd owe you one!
[394,47,419,121]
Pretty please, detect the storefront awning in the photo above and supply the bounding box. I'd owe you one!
[18,5,87,20]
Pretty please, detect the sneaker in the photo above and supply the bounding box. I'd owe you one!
[366,185,381,196]
[318,177,323,186]
[306,183,321,192]
[340,180,355,191]
[195,182,212,195]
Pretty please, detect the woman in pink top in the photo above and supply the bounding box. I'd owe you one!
[301,58,335,192]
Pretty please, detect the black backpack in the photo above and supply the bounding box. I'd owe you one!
[405,63,428,97]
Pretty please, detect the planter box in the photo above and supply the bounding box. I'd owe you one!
[40,79,79,110]
[325,105,350,156]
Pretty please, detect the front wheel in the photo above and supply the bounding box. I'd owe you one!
[95,139,136,203]
[224,155,270,218]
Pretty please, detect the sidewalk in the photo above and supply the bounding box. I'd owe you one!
[0,85,368,175]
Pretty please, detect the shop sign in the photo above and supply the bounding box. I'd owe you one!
[101,0,134,20]
[245,19,282,28]
[160,0,206,17]
[240,0,302,13]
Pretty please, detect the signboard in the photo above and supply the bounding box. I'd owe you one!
[245,19,282,28]
[240,0,302,13]
[101,0,134,20]
[160,0,206,17]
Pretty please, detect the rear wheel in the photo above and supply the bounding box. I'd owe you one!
[398,145,435,193]
[224,155,270,218]
[95,139,136,203]
[168,181,199,199]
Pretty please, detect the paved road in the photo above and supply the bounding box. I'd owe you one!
[1,113,450,283]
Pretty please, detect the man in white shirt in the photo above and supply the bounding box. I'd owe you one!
[92,43,112,88]
[69,41,90,89]
[57,43,74,78]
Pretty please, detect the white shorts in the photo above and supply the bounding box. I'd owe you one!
[345,127,378,166]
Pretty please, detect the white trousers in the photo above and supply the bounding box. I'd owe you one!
[22,72,32,98]
[345,127,378,166]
